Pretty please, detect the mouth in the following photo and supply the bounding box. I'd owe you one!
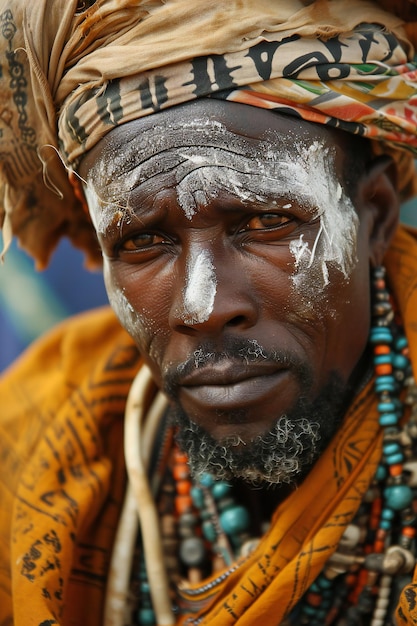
[177,363,289,412]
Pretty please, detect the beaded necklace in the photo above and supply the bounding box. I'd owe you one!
[126,266,417,626]
[296,266,417,625]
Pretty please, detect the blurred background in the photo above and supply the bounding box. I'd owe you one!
[1,200,417,372]
[0,236,108,372]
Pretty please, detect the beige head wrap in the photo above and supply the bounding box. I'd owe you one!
[1,0,417,268]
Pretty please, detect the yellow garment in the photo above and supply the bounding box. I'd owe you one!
[1,224,417,625]
[1,0,417,267]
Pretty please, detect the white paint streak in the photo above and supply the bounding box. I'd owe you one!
[183,249,217,325]
[287,141,359,290]
[84,183,130,236]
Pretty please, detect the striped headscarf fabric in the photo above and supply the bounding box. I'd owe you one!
[0,0,417,267]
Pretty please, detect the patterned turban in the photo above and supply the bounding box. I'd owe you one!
[1,0,417,268]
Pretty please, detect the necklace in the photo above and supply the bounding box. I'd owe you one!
[121,266,417,626]
[296,266,417,625]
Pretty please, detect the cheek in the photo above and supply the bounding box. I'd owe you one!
[103,260,166,354]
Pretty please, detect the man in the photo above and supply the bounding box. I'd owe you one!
[1,1,417,625]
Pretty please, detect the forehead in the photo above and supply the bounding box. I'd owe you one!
[78,99,346,189]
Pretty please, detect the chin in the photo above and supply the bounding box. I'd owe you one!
[170,370,351,486]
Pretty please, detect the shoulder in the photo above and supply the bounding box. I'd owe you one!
[0,306,141,461]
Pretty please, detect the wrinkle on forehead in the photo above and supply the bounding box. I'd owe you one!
[86,118,332,228]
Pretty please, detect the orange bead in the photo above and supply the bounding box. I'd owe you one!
[374,540,385,553]
[402,526,416,538]
[345,574,357,587]
[175,494,193,515]
[374,345,390,355]
[176,479,191,496]
[375,363,393,375]
[173,464,189,481]
[306,592,322,607]
[375,279,385,290]
[370,498,382,529]
[376,528,386,540]
[174,450,189,464]
[389,463,403,477]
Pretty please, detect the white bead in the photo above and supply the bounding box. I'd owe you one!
[339,524,361,549]
[373,607,387,620]
[376,597,389,610]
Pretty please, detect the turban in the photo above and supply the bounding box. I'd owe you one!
[1,0,417,268]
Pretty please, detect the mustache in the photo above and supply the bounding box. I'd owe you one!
[163,336,312,395]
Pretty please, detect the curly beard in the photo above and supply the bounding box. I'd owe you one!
[171,372,351,486]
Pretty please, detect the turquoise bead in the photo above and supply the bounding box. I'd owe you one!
[317,576,332,590]
[384,485,413,511]
[375,375,395,385]
[303,605,317,616]
[392,354,409,371]
[380,519,391,530]
[385,452,404,465]
[369,328,393,343]
[190,486,204,509]
[219,505,250,535]
[378,402,396,413]
[379,413,398,426]
[212,481,232,500]
[199,473,214,488]
[383,442,401,456]
[140,580,151,594]
[202,520,217,542]
[374,355,393,365]
[375,465,387,481]
[137,608,156,625]
[381,508,395,521]
[375,377,396,392]
[395,337,408,351]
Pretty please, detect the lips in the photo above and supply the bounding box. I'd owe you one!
[177,362,289,411]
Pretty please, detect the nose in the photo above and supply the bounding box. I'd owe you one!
[168,246,258,336]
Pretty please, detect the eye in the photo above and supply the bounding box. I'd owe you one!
[120,232,167,252]
[240,213,293,232]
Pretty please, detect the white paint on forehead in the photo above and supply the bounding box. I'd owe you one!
[84,181,132,237]
[183,248,217,325]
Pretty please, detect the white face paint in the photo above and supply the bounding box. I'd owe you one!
[183,248,217,325]
[287,141,359,291]
[86,118,359,314]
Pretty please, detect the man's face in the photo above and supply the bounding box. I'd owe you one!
[80,100,376,484]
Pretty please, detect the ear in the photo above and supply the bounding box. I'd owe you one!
[355,155,400,268]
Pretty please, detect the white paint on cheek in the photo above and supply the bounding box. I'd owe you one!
[183,249,217,325]
[288,141,359,291]
[102,260,151,341]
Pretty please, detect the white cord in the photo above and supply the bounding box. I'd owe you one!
[104,364,172,626]
[124,365,174,625]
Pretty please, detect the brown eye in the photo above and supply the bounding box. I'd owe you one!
[244,213,292,231]
[121,233,166,251]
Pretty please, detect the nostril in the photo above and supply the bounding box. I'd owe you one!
[226,315,247,327]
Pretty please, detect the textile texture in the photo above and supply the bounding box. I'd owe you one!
[1,225,417,624]
[0,0,417,267]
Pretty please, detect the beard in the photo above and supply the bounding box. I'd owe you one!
[164,338,358,487]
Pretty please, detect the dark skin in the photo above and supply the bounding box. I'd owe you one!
[79,99,399,511]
